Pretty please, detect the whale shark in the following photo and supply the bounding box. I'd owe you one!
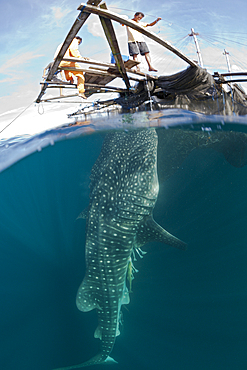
[54,128,186,369]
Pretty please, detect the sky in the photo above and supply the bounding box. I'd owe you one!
[0,0,247,138]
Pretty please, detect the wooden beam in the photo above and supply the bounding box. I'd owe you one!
[62,57,115,68]
[62,57,139,69]
[40,94,81,102]
[40,81,76,86]
[59,65,145,80]
[62,57,143,77]
[59,66,114,77]
[78,3,198,67]
[215,79,247,84]
[85,83,128,91]
[98,2,130,90]
[214,72,247,77]
[36,0,102,103]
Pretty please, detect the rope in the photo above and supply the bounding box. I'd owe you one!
[0,101,34,135]
[38,102,45,115]
[77,5,86,21]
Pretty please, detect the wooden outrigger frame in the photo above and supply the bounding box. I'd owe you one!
[36,0,199,104]
[213,71,247,84]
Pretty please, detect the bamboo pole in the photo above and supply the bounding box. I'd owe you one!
[214,72,247,77]
[36,0,103,103]
[215,79,247,84]
[41,94,81,102]
[98,2,130,89]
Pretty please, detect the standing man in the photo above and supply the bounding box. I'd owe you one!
[126,12,161,72]
[55,36,88,99]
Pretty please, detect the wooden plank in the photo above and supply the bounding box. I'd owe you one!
[85,83,128,91]
[107,61,139,74]
[62,57,139,69]
[89,66,109,72]
[60,57,145,80]
[40,81,77,86]
[44,85,76,89]
[62,57,115,67]
[36,0,102,103]
[98,2,130,89]
[59,63,147,85]
[85,64,156,79]
[59,66,114,76]
[124,60,139,68]
[78,3,198,67]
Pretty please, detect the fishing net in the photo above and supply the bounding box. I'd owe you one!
[116,66,247,115]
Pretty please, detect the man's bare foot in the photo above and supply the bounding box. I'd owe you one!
[79,93,87,99]
[149,67,158,72]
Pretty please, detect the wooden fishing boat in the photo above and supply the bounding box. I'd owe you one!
[36,0,247,116]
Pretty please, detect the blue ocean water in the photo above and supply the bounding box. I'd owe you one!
[0,109,247,370]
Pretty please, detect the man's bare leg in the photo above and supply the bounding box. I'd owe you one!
[144,52,157,72]
[133,54,140,71]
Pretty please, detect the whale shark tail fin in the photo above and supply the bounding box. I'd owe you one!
[53,354,117,369]
[137,216,187,250]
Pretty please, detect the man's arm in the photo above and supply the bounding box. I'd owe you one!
[69,39,90,60]
[146,17,162,27]
[69,39,82,58]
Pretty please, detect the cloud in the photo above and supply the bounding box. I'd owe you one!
[0,82,38,115]
[41,5,72,28]
[0,51,43,83]
[86,15,106,38]
[0,76,23,84]
[52,6,72,26]
[53,6,69,20]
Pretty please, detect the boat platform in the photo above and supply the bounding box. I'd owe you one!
[36,0,247,115]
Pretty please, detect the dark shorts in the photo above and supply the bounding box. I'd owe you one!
[128,41,149,56]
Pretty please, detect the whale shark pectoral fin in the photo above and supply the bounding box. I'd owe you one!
[94,325,102,340]
[76,280,99,312]
[94,323,121,340]
[116,325,121,337]
[121,286,130,305]
[137,216,187,250]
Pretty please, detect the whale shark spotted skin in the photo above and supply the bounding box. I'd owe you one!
[54,128,186,369]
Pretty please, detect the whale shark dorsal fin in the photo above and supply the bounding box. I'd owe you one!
[76,207,88,220]
[137,216,187,250]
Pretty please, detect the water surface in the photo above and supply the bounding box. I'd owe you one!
[0,109,247,370]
